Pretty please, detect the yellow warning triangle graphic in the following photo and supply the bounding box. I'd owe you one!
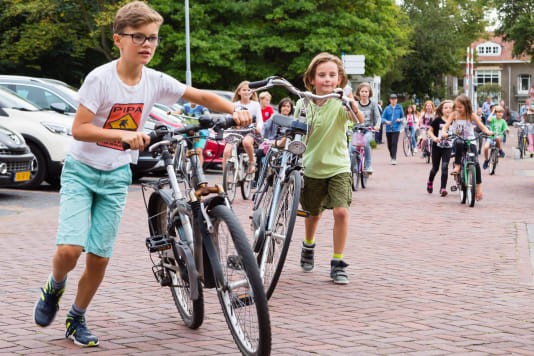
[108,114,138,130]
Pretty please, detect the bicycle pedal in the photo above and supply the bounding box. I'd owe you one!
[297,209,310,218]
[450,186,458,192]
[231,292,254,308]
[146,235,172,252]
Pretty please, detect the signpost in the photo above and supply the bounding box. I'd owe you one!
[342,54,365,75]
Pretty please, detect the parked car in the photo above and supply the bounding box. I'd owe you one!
[0,125,35,188]
[0,75,163,180]
[0,75,78,115]
[508,111,520,125]
[0,86,72,188]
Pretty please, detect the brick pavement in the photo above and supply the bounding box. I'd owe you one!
[1,128,534,355]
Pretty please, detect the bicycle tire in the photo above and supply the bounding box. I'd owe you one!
[466,164,476,207]
[241,172,254,200]
[261,170,301,300]
[150,195,204,329]
[425,143,431,164]
[209,205,271,356]
[351,154,358,191]
[489,149,498,175]
[403,133,410,157]
[360,156,367,189]
[223,162,237,203]
[521,135,528,159]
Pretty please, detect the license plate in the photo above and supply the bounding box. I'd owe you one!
[14,171,31,182]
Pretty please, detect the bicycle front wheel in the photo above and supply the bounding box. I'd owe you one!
[351,154,359,191]
[459,169,467,204]
[403,133,410,157]
[261,170,301,299]
[223,162,237,203]
[241,171,254,200]
[210,205,271,356]
[150,195,204,329]
[489,149,498,175]
[466,164,476,207]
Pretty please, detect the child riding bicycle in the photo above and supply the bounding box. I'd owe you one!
[482,105,509,170]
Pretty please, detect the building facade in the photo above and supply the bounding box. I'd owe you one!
[447,34,533,112]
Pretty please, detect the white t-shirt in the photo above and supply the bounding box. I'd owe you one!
[450,117,475,140]
[235,100,263,133]
[71,60,186,170]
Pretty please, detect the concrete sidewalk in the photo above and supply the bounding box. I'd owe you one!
[1,129,534,355]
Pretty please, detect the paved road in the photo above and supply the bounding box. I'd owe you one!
[1,129,534,355]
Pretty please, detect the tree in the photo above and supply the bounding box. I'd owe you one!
[0,0,410,91]
[491,0,534,59]
[391,0,488,100]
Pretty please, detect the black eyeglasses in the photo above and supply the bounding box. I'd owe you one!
[119,33,161,46]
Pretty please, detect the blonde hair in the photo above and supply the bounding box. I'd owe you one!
[113,1,163,34]
[493,105,504,113]
[259,91,272,100]
[232,81,258,102]
[303,52,347,93]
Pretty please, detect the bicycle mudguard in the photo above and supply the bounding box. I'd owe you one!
[172,240,200,300]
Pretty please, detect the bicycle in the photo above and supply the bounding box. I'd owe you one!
[247,76,359,299]
[349,125,374,191]
[515,122,529,159]
[133,116,271,355]
[402,125,415,157]
[222,128,256,203]
[448,132,487,207]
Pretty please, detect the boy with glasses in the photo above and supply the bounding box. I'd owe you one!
[33,1,250,347]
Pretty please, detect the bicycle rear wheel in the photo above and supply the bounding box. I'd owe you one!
[466,164,476,207]
[223,162,237,203]
[150,195,204,329]
[209,205,271,356]
[261,170,301,299]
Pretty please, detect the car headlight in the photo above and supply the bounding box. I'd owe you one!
[41,122,72,136]
[0,126,26,145]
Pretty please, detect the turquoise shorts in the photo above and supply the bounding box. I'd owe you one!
[56,155,131,258]
[194,129,209,150]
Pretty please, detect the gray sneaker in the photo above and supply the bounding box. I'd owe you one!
[300,242,315,272]
[330,260,349,284]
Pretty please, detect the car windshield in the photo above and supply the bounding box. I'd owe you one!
[43,80,80,106]
[0,87,40,111]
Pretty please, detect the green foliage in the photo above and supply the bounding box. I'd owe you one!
[0,0,410,90]
[390,0,487,100]
[491,0,534,60]
[476,83,505,105]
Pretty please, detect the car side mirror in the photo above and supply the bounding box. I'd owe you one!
[50,102,68,114]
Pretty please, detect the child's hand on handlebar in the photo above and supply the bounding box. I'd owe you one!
[121,131,150,151]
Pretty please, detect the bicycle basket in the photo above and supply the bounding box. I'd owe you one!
[351,131,366,147]
[526,114,534,124]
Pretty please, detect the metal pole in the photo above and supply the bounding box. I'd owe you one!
[185,0,192,86]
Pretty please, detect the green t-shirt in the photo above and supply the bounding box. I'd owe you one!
[295,98,352,179]
[489,118,508,137]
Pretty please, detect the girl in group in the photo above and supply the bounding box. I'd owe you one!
[426,100,453,196]
[404,105,418,153]
[442,94,493,201]
[222,81,263,173]
[417,100,435,153]
[354,82,381,173]
[298,52,363,284]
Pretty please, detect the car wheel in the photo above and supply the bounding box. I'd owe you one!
[17,142,47,189]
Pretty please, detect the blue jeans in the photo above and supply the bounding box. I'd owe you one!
[407,125,416,148]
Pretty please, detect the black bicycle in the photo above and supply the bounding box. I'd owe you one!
[403,125,415,157]
[133,116,271,355]
[448,133,487,207]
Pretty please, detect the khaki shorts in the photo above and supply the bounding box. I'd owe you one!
[300,172,352,216]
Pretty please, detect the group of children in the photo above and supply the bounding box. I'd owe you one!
[33,0,520,349]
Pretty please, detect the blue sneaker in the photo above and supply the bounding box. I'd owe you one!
[33,279,65,327]
[499,149,505,158]
[483,160,489,170]
[65,313,99,347]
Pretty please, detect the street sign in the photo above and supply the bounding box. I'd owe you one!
[342,54,365,75]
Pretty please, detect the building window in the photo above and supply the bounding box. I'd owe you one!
[476,43,501,56]
[475,70,500,86]
[518,74,531,94]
